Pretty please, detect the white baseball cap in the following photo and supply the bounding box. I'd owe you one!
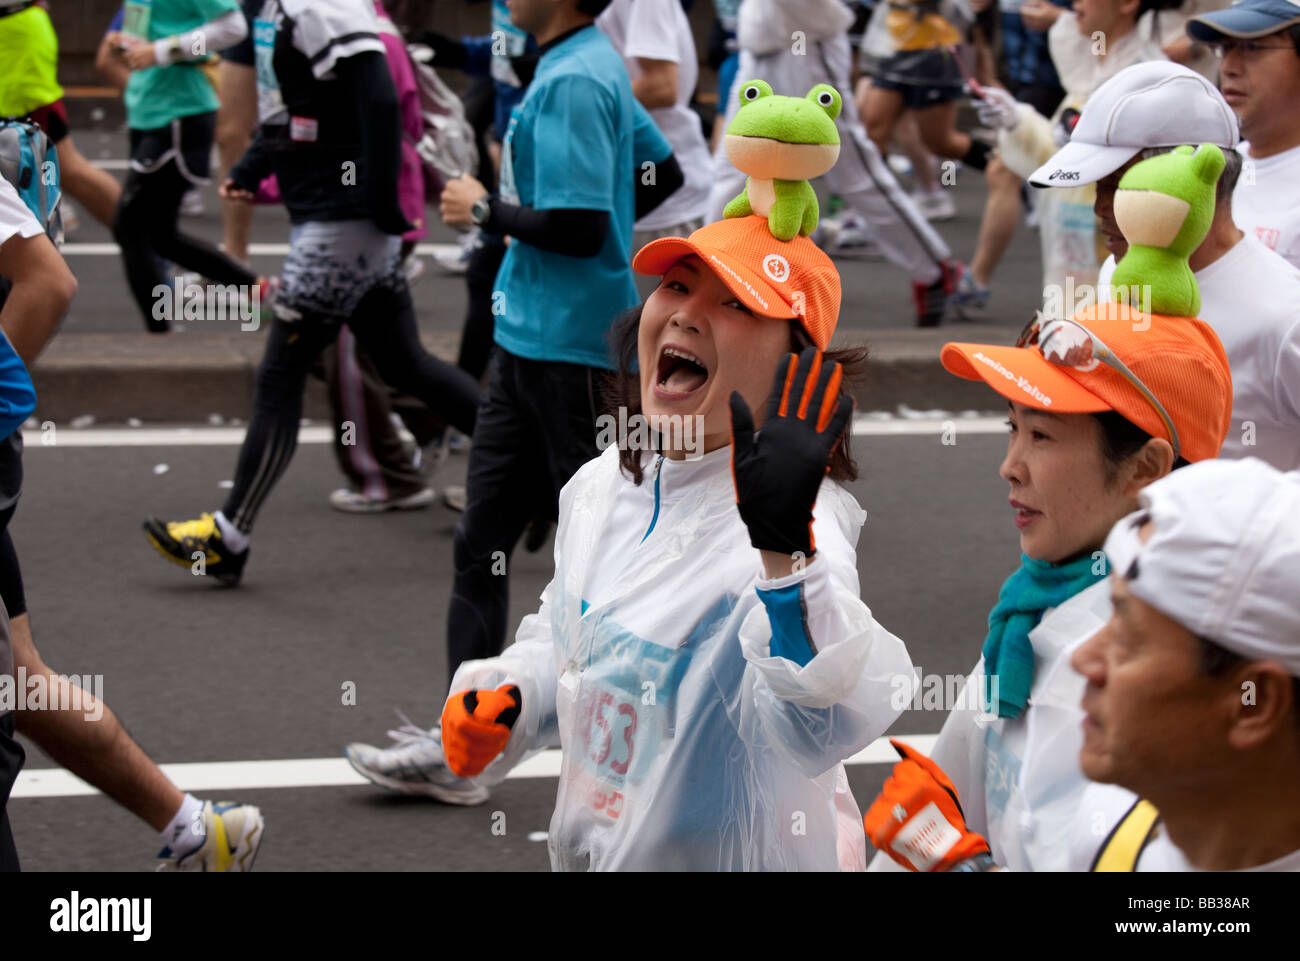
[1103,458,1300,676]
[1028,61,1240,188]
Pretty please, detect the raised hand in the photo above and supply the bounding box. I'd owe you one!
[728,347,854,560]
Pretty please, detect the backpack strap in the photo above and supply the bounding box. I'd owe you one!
[1091,797,1161,872]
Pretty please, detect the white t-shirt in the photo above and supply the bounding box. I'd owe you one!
[1069,783,1300,871]
[597,0,712,231]
[0,176,43,248]
[1234,142,1300,271]
[1097,237,1300,470]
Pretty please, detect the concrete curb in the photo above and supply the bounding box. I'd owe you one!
[29,326,1013,424]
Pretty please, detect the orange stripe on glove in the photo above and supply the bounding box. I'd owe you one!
[862,738,991,872]
[440,684,522,778]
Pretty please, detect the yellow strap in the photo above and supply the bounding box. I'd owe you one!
[1091,798,1160,872]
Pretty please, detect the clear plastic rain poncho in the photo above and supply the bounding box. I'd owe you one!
[450,444,914,871]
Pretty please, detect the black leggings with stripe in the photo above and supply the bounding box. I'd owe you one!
[220,281,480,533]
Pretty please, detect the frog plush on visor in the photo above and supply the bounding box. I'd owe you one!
[722,79,842,241]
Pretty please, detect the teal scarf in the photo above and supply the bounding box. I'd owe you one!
[983,553,1103,719]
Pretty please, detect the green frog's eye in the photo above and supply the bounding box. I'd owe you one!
[738,79,772,106]
[807,84,842,120]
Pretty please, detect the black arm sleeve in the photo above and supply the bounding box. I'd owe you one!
[486,201,610,258]
[636,152,684,221]
[333,50,413,236]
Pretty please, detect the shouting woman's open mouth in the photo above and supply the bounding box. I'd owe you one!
[654,343,711,402]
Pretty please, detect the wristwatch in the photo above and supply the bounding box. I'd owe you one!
[470,194,493,228]
[168,35,184,63]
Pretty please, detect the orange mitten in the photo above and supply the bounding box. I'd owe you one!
[863,738,991,872]
[440,685,522,778]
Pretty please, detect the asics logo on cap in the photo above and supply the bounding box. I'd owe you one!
[1050,169,1081,182]
[762,253,790,283]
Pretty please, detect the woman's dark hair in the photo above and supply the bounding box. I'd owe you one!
[1092,410,1191,480]
[603,306,867,485]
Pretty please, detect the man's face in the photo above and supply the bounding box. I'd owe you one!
[1094,154,1143,261]
[1218,31,1300,149]
[1071,545,1233,796]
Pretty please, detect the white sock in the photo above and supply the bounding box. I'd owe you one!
[214,510,249,553]
[160,793,206,854]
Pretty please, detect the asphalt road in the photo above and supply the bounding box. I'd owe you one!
[7,421,1020,871]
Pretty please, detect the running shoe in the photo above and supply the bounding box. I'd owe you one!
[403,254,427,285]
[886,153,913,176]
[142,512,250,586]
[156,800,264,872]
[434,227,482,274]
[414,429,452,478]
[345,719,490,805]
[329,487,435,513]
[180,189,205,218]
[818,214,881,258]
[911,189,957,222]
[445,429,470,454]
[442,485,467,512]
[913,260,957,328]
[949,262,991,318]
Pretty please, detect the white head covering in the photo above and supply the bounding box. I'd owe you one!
[1104,458,1300,676]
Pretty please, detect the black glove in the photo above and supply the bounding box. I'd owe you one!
[729,348,854,559]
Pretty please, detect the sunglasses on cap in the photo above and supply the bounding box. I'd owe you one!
[1016,314,1182,461]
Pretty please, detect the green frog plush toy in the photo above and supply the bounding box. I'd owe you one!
[722,79,842,241]
[1110,143,1225,317]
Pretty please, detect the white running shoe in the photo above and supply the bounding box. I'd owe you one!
[822,214,881,258]
[156,800,264,872]
[912,190,957,222]
[345,719,490,805]
[441,485,467,512]
[434,227,482,274]
[404,254,427,285]
[329,487,435,513]
[180,189,205,217]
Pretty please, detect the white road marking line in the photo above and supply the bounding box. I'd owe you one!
[59,242,461,258]
[11,734,938,799]
[22,426,332,447]
[852,416,1006,436]
[23,419,1001,449]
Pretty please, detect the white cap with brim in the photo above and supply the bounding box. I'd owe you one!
[1188,0,1300,40]
[1104,458,1300,677]
[1027,61,1240,188]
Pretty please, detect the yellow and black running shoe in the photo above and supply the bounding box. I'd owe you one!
[142,512,249,586]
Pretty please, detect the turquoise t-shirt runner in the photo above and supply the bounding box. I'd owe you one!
[494,25,669,370]
[122,0,238,131]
